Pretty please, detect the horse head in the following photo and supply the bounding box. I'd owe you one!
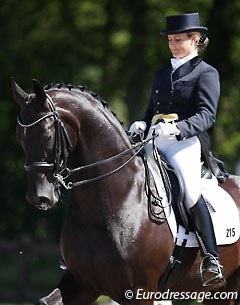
[13,79,143,215]
[12,79,74,210]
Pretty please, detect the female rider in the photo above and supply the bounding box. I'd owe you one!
[129,12,225,287]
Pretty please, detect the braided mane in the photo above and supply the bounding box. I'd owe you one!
[43,83,125,128]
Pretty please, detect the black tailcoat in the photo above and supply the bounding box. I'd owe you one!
[143,56,220,140]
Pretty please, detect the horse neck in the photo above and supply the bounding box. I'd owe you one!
[74,97,131,164]
[60,92,149,247]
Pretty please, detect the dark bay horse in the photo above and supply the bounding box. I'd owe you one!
[12,79,240,305]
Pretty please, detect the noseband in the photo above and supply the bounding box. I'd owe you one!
[17,94,72,176]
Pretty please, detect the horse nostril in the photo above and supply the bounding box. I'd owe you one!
[38,197,51,210]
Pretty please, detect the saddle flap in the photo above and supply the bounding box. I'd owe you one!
[144,141,240,247]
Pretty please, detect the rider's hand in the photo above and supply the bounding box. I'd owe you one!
[151,122,180,137]
[128,121,147,136]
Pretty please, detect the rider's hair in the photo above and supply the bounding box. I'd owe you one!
[187,32,209,51]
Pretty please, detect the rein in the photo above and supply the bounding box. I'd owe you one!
[18,93,157,190]
[55,137,155,189]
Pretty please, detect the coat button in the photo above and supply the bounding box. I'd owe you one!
[156,110,159,114]
[155,90,159,94]
[157,102,160,105]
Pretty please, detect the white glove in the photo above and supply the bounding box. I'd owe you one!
[151,122,180,137]
[128,121,147,136]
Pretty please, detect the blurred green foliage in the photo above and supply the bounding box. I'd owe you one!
[0,0,240,302]
[0,252,62,299]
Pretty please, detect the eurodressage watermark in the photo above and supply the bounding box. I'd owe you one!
[124,288,238,303]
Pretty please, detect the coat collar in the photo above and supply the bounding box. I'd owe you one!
[172,56,202,82]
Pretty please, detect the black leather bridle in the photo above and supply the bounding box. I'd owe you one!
[17,94,72,179]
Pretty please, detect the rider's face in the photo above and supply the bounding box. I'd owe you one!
[168,33,197,58]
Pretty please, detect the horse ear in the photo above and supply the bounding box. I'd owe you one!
[32,79,47,101]
[11,78,28,107]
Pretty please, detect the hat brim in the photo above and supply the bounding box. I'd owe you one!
[160,26,208,35]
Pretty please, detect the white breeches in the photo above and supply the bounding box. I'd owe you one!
[154,135,201,210]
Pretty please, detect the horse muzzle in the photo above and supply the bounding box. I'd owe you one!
[26,174,60,210]
[26,191,59,210]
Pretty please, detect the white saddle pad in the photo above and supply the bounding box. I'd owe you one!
[145,142,240,247]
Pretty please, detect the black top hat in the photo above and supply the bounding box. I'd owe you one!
[160,13,208,35]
